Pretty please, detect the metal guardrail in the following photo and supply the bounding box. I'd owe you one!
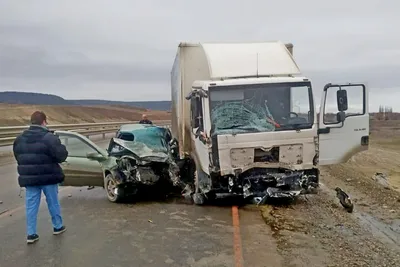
[0,120,171,147]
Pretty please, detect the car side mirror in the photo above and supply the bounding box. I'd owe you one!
[336,111,346,123]
[337,89,348,111]
[86,152,106,161]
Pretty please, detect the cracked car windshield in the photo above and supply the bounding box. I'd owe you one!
[209,82,313,135]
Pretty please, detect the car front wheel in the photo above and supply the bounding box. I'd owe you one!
[105,173,123,203]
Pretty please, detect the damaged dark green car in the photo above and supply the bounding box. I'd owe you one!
[55,124,187,203]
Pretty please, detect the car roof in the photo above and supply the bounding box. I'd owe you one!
[118,123,163,133]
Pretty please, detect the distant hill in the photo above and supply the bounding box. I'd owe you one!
[0,91,69,105]
[0,91,171,111]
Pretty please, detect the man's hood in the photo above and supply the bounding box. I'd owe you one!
[21,125,50,143]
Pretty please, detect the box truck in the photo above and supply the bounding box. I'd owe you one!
[170,41,369,204]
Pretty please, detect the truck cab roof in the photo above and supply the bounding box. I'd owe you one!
[193,76,311,90]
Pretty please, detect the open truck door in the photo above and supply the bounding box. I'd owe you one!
[318,83,369,165]
[187,87,211,174]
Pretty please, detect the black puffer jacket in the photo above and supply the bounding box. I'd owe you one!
[13,125,68,187]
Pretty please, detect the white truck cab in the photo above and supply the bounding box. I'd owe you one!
[171,41,369,204]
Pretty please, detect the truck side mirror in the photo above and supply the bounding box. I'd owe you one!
[336,111,346,123]
[185,91,194,100]
[336,89,348,111]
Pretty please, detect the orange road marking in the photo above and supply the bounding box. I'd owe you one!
[232,205,244,267]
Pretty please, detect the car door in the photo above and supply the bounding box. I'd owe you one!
[55,131,107,187]
[318,83,369,165]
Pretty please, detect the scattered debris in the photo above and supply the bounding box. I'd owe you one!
[0,201,3,204]
[18,188,23,198]
[148,219,153,223]
[373,172,391,189]
[87,186,95,190]
[68,194,72,197]
[335,187,354,213]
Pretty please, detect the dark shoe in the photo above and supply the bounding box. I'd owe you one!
[27,234,39,244]
[53,226,66,235]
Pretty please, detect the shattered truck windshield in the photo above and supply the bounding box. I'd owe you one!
[209,81,314,136]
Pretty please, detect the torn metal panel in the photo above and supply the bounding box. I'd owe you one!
[117,156,160,185]
[112,138,170,163]
[233,168,319,204]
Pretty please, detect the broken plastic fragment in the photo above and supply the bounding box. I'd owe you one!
[266,187,301,198]
[335,187,354,213]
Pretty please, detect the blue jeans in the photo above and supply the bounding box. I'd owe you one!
[25,184,63,236]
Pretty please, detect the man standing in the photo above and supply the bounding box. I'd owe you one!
[13,111,68,244]
[139,114,153,124]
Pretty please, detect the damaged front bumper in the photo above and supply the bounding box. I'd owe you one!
[111,155,187,198]
[239,170,319,204]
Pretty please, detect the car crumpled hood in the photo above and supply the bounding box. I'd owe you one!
[111,137,171,163]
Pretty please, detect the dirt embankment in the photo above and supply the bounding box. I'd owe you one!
[0,104,171,165]
[0,103,171,126]
[260,119,400,266]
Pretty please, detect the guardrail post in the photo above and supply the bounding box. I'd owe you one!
[102,133,106,139]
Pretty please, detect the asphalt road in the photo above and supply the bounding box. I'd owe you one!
[0,137,280,267]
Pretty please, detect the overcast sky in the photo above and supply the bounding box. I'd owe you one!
[0,0,399,111]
